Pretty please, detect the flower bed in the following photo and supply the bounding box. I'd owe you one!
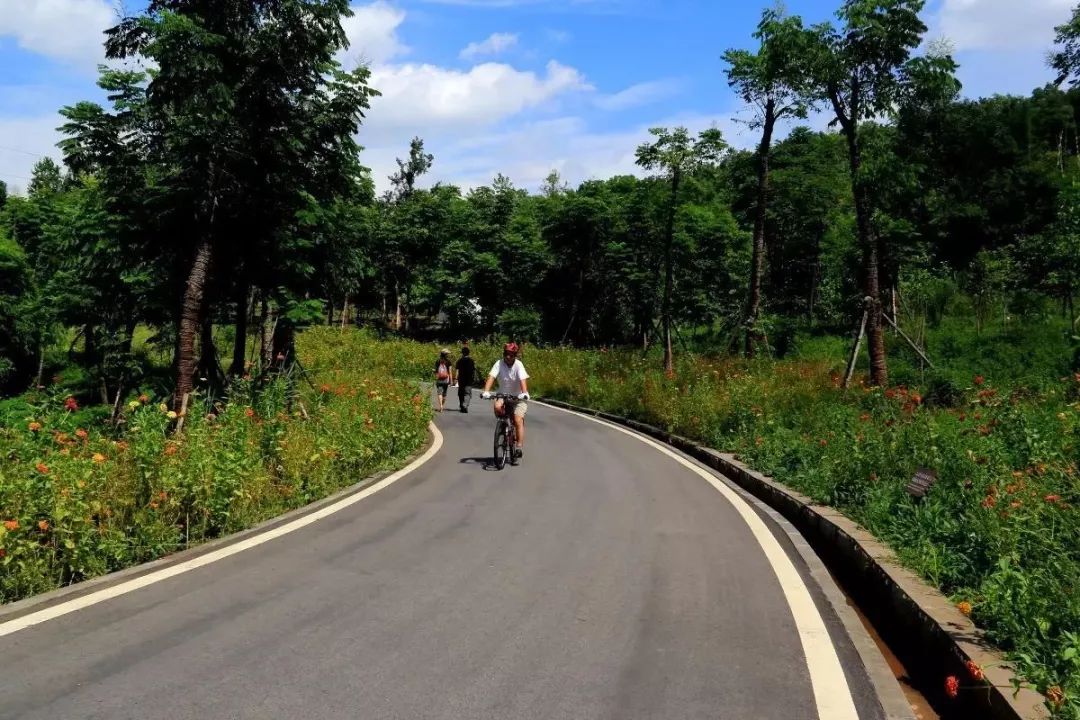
[0,328,430,603]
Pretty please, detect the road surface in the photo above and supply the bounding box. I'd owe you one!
[0,401,901,719]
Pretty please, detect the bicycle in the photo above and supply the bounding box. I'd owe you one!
[487,393,521,470]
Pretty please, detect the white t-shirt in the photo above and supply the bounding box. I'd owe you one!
[489,359,530,396]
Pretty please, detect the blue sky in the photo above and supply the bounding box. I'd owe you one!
[0,0,1074,194]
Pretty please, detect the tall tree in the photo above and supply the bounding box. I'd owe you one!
[388,137,434,202]
[725,6,812,357]
[102,0,376,405]
[805,0,958,386]
[635,127,727,372]
[27,158,64,198]
[1052,4,1080,86]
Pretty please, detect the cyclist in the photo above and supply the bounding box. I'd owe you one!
[482,343,530,458]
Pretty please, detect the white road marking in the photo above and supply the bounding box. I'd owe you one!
[544,403,861,720]
[0,422,445,638]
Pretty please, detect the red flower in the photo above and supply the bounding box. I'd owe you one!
[982,495,997,509]
[244,408,256,418]
[966,660,984,682]
[819,439,828,447]
[35,463,49,474]
[945,676,960,699]
[1045,494,1062,504]
[859,413,871,422]
[75,429,88,441]
[64,397,79,412]
[974,375,985,386]
[0,548,6,558]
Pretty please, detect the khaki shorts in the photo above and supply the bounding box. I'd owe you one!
[496,399,528,418]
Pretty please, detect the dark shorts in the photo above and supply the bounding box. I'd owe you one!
[435,381,450,397]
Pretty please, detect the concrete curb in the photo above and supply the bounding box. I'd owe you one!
[539,397,1049,720]
[0,424,439,624]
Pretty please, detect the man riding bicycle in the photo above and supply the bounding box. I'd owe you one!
[482,343,530,458]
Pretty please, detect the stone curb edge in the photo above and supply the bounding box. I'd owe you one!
[0,424,439,624]
[539,397,1049,720]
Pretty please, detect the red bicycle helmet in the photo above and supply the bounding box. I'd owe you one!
[503,342,519,355]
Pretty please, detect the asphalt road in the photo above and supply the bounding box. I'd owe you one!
[0,401,897,720]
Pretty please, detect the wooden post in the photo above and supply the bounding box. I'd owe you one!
[843,304,869,389]
[176,392,191,433]
[882,313,935,369]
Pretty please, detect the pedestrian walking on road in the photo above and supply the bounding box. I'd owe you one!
[455,346,477,413]
[434,349,453,412]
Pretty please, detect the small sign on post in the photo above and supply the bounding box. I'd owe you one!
[906,468,938,499]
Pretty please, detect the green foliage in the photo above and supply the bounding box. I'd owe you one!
[0,329,429,603]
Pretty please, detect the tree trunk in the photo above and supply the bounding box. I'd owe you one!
[663,170,680,374]
[844,127,888,387]
[394,279,402,331]
[174,239,213,407]
[745,101,776,359]
[229,280,249,377]
[260,295,275,370]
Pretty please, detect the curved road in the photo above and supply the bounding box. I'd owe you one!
[0,402,901,719]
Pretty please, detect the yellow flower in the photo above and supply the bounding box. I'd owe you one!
[128,400,140,411]
[159,403,168,413]
[92,453,106,464]
[166,411,178,420]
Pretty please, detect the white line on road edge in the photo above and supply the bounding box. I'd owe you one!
[544,404,860,720]
[0,422,445,639]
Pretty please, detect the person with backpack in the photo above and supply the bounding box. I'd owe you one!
[455,346,477,413]
[433,349,454,412]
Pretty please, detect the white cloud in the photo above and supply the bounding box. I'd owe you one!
[595,79,683,111]
[935,0,1073,51]
[0,0,113,65]
[460,32,518,60]
[365,60,591,141]
[339,1,408,68]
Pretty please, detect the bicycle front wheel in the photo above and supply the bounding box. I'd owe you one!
[493,421,508,470]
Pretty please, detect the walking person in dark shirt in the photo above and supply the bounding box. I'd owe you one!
[455,346,477,413]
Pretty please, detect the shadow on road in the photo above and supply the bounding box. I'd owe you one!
[459,456,500,471]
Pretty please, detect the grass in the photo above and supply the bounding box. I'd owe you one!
[342,323,1080,717]
[0,327,430,603]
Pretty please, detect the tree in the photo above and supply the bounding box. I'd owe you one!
[388,137,434,202]
[1052,5,1080,86]
[101,0,377,405]
[27,158,64,198]
[724,4,811,357]
[635,127,727,372]
[805,0,958,386]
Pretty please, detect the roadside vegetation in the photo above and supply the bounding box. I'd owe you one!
[2,0,1080,715]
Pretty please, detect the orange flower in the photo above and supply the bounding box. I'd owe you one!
[3,520,18,531]
[75,429,88,441]
[957,601,973,616]
[28,421,42,432]
[982,495,997,509]
[1010,501,1023,509]
[965,660,984,681]
[974,375,985,386]
[92,453,106,464]
[945,676,960,699]
[1047,686,1065,708]
[138,394,149,404]
[1045,494,1062,503]
[35,463,49,474]
[819,439,828,447]
[37,520,49,532]
[149,501,159,510]
[859,413,871,422]
[0,548,6,558]
[244,407,256,418]
[163,444,178,457]
[114,441,129,451]
[910,392,922,405]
